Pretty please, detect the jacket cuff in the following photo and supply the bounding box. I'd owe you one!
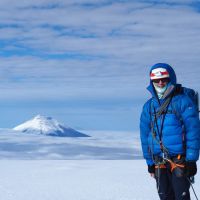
[186,149,199,161]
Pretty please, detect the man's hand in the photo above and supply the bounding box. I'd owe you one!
[148,164,155,178]
[185,161,197,177]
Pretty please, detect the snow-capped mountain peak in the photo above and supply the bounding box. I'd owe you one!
[14,114,65,133]
[13,115,89,137]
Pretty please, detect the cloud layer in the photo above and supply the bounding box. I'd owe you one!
[1,1,200,99]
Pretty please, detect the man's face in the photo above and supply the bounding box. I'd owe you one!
[152,78,169,88]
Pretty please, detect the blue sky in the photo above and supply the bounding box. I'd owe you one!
[0,0,200,131]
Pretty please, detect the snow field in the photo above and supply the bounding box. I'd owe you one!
[0,160,158,200]
[0,160,199,200]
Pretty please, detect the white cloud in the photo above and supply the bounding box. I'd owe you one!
[0,0,200,101]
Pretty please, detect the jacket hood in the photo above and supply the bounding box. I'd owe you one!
[147,63,177,98]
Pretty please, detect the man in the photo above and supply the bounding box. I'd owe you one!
[140,63,200,200]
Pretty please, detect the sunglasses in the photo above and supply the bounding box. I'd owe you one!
[152,78,170,83]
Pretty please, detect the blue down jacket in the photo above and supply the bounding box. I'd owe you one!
[140,63,200,166]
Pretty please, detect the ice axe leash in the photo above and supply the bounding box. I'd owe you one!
[187,177,199,200]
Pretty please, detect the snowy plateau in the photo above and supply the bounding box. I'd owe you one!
[0,118,199,200]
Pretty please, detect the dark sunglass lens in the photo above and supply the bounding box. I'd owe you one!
[153,78,169,83]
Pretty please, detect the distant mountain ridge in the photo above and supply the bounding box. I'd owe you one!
[13,115,89,137]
